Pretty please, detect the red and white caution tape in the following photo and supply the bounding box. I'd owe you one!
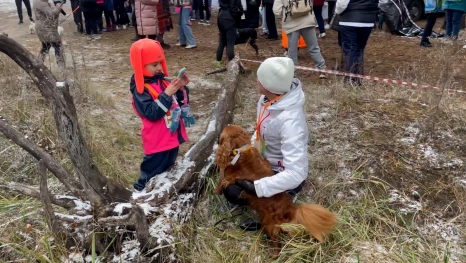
[240,58,466,95]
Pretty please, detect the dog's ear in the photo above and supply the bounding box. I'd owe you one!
[216,134,234,170]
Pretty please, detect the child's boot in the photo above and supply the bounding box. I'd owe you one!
[105,25,111,32]
[112,24,117,31]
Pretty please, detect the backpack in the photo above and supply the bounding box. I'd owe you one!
[284,0,312,22]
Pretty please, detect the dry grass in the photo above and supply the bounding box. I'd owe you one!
[0,39,466,262]
[174,47,466,263]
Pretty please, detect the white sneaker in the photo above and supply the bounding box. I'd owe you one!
[175,43,186,46]
[199,20,205,25]
[318,33,326,38]
[324,24,330,30]
[319,73,327,79]
[185,44,197,49]
[93,34,101,40]
[123,25,127,30]
[204,21,210,26]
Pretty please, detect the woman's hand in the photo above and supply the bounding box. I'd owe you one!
[55,3,62,7]
[236,180,257,195]
[165,78,182,96]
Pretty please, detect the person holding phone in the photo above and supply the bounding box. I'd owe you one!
[129,39,196,191]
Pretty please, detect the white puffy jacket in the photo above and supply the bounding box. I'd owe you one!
[252,78,309,198]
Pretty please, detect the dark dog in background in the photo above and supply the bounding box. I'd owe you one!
[235,28,259,55]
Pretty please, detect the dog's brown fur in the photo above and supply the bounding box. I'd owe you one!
[214,125,337,257]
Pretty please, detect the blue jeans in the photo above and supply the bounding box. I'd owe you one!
[313,5,325,34]
[445,9,464,39]
[133,147,179,191]
[339,25,372,84]
[179,7,196,46]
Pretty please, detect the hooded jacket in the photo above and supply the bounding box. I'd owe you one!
[130,74,189,155]
[33,0,62,43]
[252,78,309,198]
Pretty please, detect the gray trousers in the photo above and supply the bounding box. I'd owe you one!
[287,26,326,69]
[261,8,268,33]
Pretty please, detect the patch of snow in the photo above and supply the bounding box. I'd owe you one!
[133,158,195,202]
[442,158,463,168]
[138,202,159,215]
[112,240,140,263]
[453,178,466,188]
[114,203,132,215]
[388,190,422,215]
[419,144,439,166]
[63,252,85,263]
[55,213,93,223]
[399,123,420,145]
[149,193,195,245]
[55,195,92,211]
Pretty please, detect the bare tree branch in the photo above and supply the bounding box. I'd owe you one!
[0,115,83,196]
[0,181,89,211]
[39,160,61,232]
[0,34,131,206]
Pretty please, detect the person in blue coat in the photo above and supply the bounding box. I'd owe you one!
[444,0,466,40]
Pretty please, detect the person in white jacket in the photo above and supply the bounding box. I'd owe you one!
[222,57,309,230]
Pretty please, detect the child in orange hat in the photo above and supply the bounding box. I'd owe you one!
[129,38,195,191]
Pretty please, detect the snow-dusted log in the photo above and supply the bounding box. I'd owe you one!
[0,181,90,211]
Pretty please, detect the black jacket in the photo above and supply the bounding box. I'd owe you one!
[129,74,189,121]
[338,0,379,24]
[238,0,260,29]
[217,0,244,31]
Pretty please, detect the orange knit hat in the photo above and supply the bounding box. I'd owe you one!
[130,39,169,94]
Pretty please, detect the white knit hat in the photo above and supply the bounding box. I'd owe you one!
[257,57,295,94]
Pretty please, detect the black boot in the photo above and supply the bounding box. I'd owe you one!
[29,16,34,22]
[160,42,171,49]
[238,218,262,231]
[420,39,433,47]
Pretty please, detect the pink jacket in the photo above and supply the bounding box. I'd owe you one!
[135,0,159,36]
[132,82,188,155]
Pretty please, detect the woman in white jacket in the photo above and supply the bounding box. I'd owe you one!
[273,0,326,78]
[222,57,309,231]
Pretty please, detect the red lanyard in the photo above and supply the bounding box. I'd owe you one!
[255,95,283,141]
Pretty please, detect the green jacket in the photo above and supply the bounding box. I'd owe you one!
[444,0,466,12]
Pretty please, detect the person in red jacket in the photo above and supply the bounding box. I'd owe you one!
[313,0,326,38]
[129,39,195,191]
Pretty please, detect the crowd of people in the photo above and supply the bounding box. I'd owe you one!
[17,0,466,78]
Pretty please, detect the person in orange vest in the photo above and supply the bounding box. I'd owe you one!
[129,39,195,191]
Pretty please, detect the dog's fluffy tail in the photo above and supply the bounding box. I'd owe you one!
[293,204,337,242]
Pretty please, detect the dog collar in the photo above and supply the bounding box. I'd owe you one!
[231,144,252,165]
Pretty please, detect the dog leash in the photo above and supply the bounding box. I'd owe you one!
[60,5,80,25]
[213,204,243,229]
